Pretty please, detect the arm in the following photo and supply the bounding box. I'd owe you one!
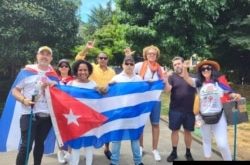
[75,41,95,61]
[182,64,196,87]
[12,87,34,106]
[163,71,172,92]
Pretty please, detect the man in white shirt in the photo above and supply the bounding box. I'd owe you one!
[12,46,57,165]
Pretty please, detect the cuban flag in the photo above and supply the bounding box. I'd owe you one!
[217,75,234,103]
[47,80,164,149]
[0,64,59,154]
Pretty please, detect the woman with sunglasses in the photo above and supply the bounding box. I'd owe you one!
[56,59,73,163]
[57,59,73,85]
[133,45,164,161]
[183,59,241,160]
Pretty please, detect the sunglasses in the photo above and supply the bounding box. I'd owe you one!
[200,66,212,72]
[99,57,108,60]
[60,65,69,68]
[124,62,134,66]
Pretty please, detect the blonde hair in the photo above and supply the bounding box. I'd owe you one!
[142,45,160,60]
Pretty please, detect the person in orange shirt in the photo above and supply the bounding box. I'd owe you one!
[75,41,116,160]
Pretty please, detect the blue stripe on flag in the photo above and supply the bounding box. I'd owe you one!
[65,126,144,149]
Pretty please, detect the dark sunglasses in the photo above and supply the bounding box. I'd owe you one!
[124,62,134,66]
[99,57,108,60]
[200,66,212,72]
[60,65,69,68]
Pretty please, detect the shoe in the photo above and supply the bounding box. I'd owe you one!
[185,153,194,161]
[104,150,112,160]
[152,150,161,161]
[166,152,177,162]
[138,163,144,165]
[57,150,66,163]
[139,146,143,156]
[63,151,71,163]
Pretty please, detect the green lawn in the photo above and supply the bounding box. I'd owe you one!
[160,92,250,115]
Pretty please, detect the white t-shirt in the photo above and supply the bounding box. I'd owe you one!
[111,71,143,83]
[67,79,97,89]
[190,78,228,114]
[16,69,56,114]
[134,62,164,81]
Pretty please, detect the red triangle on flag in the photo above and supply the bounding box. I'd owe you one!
[49,87,107,143]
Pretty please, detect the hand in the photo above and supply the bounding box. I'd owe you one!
[86,40,95,49]
[162,70,170,82]
[184,60,191,68]
[96,86,108,95]
[22,98,35,107]
[231,93,241,101]
[124,47,135,56]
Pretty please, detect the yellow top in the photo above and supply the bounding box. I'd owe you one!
[75,47,89,61]
[90,64,116,87]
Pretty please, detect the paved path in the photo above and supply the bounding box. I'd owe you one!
[0,119,222,165]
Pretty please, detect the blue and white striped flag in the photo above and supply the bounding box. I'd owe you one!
[51,80,164,149]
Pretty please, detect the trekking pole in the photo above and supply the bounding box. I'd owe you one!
[24,95,36,165]
[233,101,238,161]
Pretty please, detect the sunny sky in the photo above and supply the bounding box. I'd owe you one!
[79,0,114,22]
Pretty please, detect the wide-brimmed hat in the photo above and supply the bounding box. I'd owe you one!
[196,60,220,71]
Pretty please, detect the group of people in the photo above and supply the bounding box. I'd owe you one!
[10,41,241,165]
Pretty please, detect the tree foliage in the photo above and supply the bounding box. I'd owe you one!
[0,0,80,78]
[116,0,228,62]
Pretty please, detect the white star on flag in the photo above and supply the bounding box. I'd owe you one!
[64,109,81,126]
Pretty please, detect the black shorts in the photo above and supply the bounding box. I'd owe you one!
[168,110,195,131]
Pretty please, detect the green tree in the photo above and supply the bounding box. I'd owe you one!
[115,0,228,65]
[0,0,80,78]
[212,0,250,83]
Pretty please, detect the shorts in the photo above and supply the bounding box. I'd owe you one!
[168,110,195,131]
[150,101,161,125]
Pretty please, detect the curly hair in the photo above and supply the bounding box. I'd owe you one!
[142,45,160,60]
[71,60,93,78]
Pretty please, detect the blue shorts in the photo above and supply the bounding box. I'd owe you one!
[150,101,161,125]
[168,110,195,131]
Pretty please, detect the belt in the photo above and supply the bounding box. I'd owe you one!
[35,112,50,118]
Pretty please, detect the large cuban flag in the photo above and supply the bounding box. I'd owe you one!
[47,80,164,149]
[0,64,59,154]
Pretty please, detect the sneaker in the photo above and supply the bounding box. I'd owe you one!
[64,151,71,163]
[152,150,161,161]
[139,146,144,156]
[166,152,177,162]
[57,150,66,163]
[104,150,112,160]
[185,153,194,161]
[138,163,144,165]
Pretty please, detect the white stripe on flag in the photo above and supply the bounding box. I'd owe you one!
[6,102,22,151]
[83,112,150,138]
[78,90,162,113]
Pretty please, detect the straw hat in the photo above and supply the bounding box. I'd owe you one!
[196,60,220,71]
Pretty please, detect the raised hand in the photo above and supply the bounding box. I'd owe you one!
[86,40,95,49]
[124,47,135,56]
